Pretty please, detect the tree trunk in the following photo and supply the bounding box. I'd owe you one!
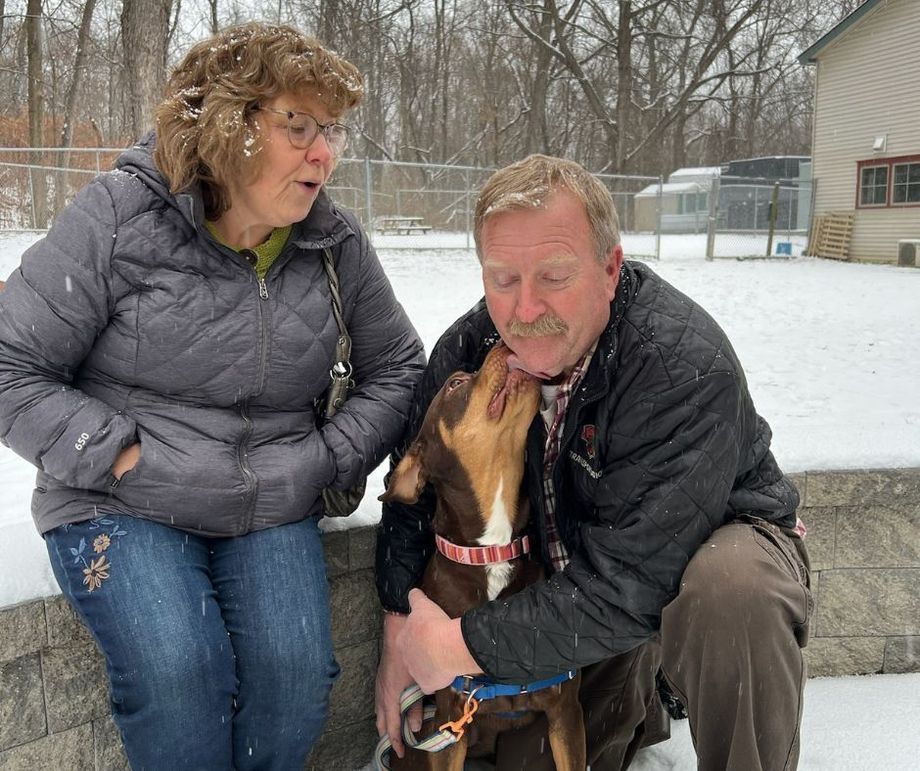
[26,0,47,228]
[525,0,554,154]
[208,0,219,34]
[121,0,171,140]
[55,0,97,217]
[615,0,632,171]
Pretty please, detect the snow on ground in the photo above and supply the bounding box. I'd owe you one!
[1,230,919,605]
[357,673,920,769]
[630,673,920,771]
[3,230,919,769]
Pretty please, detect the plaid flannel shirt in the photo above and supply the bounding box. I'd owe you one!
[540,344,596,573]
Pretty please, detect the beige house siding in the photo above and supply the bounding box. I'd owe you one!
[810,0,920,263]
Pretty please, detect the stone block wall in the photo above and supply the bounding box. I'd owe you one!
[0,527,380,771]
[793,468,920,677]
[1,468,918,768]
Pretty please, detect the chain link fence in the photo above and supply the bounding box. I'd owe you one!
[0,148,662,257]
[0,149,810,261]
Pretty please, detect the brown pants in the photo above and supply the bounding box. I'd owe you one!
[491,519,813,771]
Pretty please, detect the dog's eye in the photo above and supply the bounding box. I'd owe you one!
[446,377,466,392]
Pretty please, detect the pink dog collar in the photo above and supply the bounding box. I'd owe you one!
[435,534,531,565]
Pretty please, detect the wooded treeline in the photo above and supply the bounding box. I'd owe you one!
[2,0,863,175]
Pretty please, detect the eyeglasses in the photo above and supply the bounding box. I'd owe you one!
[255,106,350,156]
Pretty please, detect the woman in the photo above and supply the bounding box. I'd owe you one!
[0,22,424,770]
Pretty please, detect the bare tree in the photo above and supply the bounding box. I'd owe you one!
[27,0,48,226]
[0,0,870,203]
[208,0,220,33]
[52,0,97,214]
[121,0,172,139]
[59,0,97,149]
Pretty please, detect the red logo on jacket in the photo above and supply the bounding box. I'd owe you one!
[580,425,597,460]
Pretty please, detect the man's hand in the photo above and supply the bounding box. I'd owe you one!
[374,613,421,759]
[397,588,482,694]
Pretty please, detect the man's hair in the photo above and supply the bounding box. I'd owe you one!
[154,22,364,218]
[473,154,621,262]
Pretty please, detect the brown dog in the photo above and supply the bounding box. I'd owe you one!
[382,343,585,771]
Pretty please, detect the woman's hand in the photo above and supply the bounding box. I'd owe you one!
[111,443,141,480]
[374,612,421,759]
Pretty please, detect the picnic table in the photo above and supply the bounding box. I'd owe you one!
[375,215,432,235]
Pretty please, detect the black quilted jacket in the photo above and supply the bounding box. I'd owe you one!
[376,260,799,683]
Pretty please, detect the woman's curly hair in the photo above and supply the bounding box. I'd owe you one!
[154,22,364,218]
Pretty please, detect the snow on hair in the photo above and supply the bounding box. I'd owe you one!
[154,22,364,218]
[473,154,621,263]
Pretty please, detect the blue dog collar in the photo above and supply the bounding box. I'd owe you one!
[450,670,577,701]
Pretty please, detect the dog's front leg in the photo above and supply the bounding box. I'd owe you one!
[426,734,468,771]
[543,679,587,771]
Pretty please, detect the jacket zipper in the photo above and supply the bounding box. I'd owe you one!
[234,241,321,532]
[240,271,274,534]
[236,401,258,535]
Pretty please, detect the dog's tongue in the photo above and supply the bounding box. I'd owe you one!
[506,352,553,381]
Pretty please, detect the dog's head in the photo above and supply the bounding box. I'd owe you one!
[381,344,540,525]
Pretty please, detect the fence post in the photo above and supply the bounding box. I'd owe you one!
[766,182,780,257]
[655,176,663,261]
[465,168,472,250]
[705,178,719,261]
[28,169,37,229]
[364,157,374,228]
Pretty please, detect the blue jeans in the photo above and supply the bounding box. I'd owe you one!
[46,514,339,771]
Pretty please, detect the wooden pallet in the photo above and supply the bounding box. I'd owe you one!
[805,212,854,260]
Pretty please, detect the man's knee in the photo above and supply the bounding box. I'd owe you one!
[662,522,810,648]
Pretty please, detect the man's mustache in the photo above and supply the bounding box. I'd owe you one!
[507,314,568,337]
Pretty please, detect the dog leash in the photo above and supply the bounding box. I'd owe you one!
[373,684,478,770]
[373,669,578,769]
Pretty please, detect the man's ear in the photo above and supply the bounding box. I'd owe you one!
[604,244,624,300]
[379,443,426,504]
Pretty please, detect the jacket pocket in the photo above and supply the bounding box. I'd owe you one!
[740,514,814,647]
[111,443,144,490]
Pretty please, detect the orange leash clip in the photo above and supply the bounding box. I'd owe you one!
[438,689,481,740]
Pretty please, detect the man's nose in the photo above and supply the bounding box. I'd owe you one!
[514,281,547,324]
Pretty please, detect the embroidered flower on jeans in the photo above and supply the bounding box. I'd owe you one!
[67,518,126,593]
[93,534,111,553]
[83,555,111,592]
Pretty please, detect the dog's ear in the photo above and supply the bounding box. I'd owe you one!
[379,443,426,504]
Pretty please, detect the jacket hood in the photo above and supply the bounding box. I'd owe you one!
[114,131,355,247]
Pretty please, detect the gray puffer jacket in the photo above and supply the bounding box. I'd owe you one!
[0,136,425,536]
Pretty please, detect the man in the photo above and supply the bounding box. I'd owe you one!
[375,155,811,770]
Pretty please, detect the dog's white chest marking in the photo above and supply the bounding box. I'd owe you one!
[477,477,515,601]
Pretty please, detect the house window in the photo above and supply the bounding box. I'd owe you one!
[859,166,888,206]
[856,155,920,208]
[892,162,920,204]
